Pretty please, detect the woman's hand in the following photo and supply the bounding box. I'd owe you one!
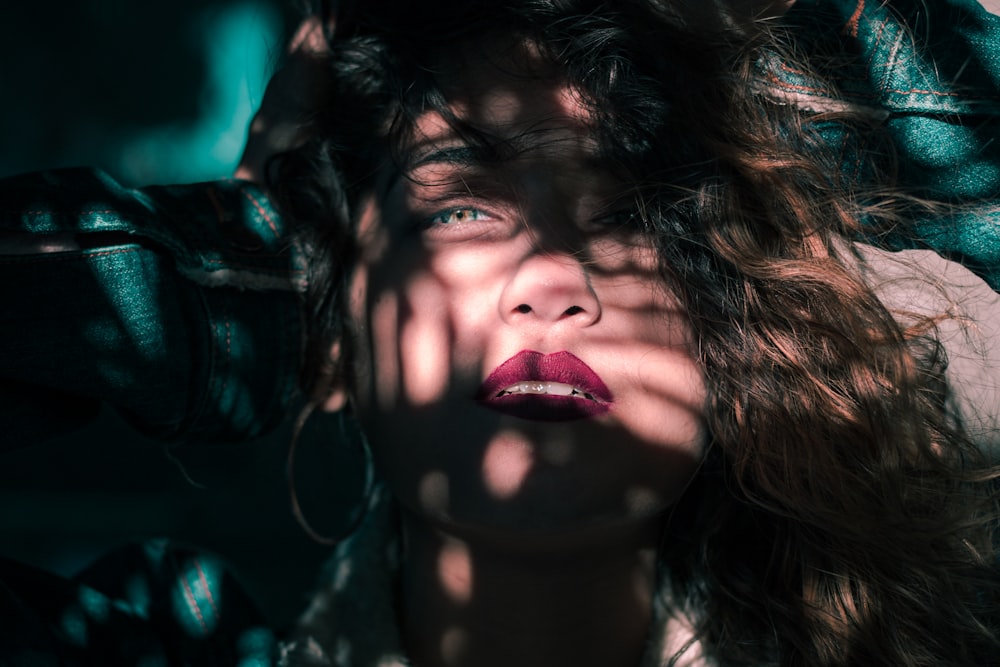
[235,17,332,186]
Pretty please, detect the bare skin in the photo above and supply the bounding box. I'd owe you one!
[398,509,662,667]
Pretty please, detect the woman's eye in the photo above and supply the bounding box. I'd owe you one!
[425,207,488,227]
[593,209,642,230]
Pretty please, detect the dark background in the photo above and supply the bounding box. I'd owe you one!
[0,0,355,630]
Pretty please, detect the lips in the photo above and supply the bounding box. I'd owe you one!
[476,350,613,421]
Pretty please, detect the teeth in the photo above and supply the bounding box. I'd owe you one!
[496,381,598,401]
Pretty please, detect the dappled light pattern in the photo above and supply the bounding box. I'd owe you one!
[289,41,710,667]
[480,430,535,499]
[347,44,707,545]
[281,486,408,667]
[0,540,276,663]
[285,482,700,666]
[437,540,473,604]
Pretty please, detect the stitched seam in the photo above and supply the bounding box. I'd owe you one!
[867,18,890,79]
[843,0,865,38]
[239,186,280,240]
[193,558,220,619]
[880,27,906,96]
[0,246,141,265]
[767,69,998,103]
[179,568,208,634]
[770,63,1000,102]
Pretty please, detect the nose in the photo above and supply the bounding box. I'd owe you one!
[499,251,601,327]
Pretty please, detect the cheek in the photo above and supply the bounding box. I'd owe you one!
[348,229,709,528]
[626,317,706,451]
[596,269,708,504]
[394,273,454,407]
[354,253,495,413]
[625,355,707,499]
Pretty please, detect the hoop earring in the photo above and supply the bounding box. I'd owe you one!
[287,401,375,546]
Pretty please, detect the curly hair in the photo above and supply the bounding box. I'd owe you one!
[271,1,1000,664]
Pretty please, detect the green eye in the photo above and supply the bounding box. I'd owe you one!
[428,207,487,226]
[595,209,641,228]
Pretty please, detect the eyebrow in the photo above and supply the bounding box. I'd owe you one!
[406,139,611,174]
[380,144,491,197]
[384,135,619,198]
[409,144,486,170]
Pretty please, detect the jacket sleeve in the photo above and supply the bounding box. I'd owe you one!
[0,168,305,446]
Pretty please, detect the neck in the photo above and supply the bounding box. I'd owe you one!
[398,509,661,667]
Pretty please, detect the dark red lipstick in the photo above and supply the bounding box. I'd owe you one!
[476,350,613,421]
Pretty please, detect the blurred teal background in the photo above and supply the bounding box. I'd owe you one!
[0,0,348,632]
[2,1,284,184]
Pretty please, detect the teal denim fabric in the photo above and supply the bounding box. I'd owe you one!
[0,541,277,666]
[0,169,304,446]
[780,0,1000,290]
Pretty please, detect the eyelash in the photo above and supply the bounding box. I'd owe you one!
[410,203,640,237]
[418,206,491,230]
[434,207,487,224]
[592,209,642,230]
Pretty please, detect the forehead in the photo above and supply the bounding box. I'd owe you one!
[406,40,595,159]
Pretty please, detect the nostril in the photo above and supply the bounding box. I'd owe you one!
[516,304,532,314]
[564,305,584,316]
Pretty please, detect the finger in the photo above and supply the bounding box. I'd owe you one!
[288,16,330,56]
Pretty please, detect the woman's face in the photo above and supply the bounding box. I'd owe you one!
[342,49,706,540]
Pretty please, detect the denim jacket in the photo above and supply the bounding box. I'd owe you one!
[781,0,1000,290]
[0,169,304,446]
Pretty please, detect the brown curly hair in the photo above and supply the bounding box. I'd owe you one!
[272,1,1000,664]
